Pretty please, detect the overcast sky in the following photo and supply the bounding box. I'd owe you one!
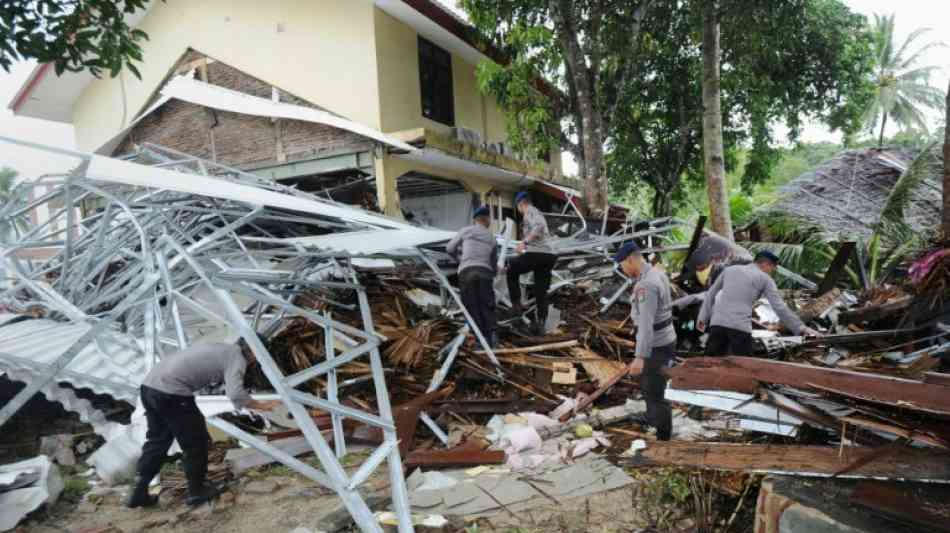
[0,0,947,178]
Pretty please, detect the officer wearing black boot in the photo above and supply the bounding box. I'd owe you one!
[446,205,499,347]
[506,192,557,336]
[614,242,676,441]
[127,338,279,508]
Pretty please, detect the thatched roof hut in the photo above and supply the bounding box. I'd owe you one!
[761,147,942,241]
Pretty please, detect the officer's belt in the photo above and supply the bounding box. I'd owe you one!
[652,318,673,331]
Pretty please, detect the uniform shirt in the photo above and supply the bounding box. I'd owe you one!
[698,263,804,334]
[446,224,498,274]
[672,292,705,310]
[522,205,553,254]
[142,342,252,408]
[631,263,677,359]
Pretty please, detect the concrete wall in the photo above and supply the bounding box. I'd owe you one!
[74,0,381,152]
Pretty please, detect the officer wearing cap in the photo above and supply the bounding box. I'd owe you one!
[698,250,818,356]
[614,242,676,441]
[446,205,499,346]
[507,191,557,335]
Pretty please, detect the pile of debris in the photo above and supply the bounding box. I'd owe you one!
[0,135,948,533]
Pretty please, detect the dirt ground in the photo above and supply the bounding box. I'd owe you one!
[19,462,678,533]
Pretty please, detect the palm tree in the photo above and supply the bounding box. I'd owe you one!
[863,14,945,148]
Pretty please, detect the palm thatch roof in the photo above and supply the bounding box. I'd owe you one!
[762,147,943,241]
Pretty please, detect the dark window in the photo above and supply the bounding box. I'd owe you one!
[418,37,454,126]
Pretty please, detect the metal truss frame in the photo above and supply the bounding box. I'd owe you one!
[0,136,415,533]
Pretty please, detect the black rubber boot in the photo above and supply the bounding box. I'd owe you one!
[185,481,222,507]
[126,475,159,508]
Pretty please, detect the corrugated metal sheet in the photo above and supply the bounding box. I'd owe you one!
[0,367,123,438]
[0,318,144,403]
[244,227,455,255]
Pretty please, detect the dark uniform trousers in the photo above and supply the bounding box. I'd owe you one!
[641,343,675,441]
[459,267,497,346]
[506,252,557,324]
[137,385,210,489]
[705,325,753,356]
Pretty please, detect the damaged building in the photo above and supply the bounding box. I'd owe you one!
[1,2,948,533]
[9,0,584,231]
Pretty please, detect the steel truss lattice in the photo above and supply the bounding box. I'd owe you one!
[0,136,418,533]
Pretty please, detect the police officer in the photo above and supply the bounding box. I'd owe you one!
[127,339,280,508]
[446,205,499,346]
[614,242,676,441]
[507,191,557,335]
[697,250,818,356]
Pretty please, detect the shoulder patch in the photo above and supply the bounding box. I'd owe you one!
[634,287,647,303]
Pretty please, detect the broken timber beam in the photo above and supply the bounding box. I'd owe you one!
[627,442,950,482]
[838,296,913,325]
[665,357,950,416]
[476,340,578,354]
[679,215,707,278]
[428,399,550,415]
[850,481,950,532]
[816,242,855,296]
[403,448,505,470]
[558,360,637,422]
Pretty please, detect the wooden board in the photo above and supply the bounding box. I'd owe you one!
[630,442,950,481]
[666,356,950,415]
[572,347,624,387]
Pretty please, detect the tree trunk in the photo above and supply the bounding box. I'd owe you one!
[652,188,673,218]
[943,80,950,239]
[701,0,733,241]
[878,111,888,148]
[549,0,607,215]
[580,111,607,214]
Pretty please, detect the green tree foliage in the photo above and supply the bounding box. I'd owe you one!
[460,0,653,212]
[0,167,28,241]
[0,0,156,77]
[610,0,875,216]
[863,14,945,147]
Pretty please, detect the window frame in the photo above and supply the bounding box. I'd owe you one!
[418,36,455,127]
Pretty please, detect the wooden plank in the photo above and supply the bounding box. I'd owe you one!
[558,360,636,422]
[572,347,624,387]
[665,357,950,415]
[851,481,950,533]
[816,242,855,296]
[429,399,549,415]
[680,215,707,277]
[477,340,578,354]
[403,448,505,469]
[923,371,950,387]
[838,296,913,325]
[629,442,950,481]
[839,416,949,449]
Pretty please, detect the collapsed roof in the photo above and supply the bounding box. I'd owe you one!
[761,147,943,241]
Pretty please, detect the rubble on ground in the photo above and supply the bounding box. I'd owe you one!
[0,137,947,533]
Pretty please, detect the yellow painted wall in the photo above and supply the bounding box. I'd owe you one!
[372,7,507,144]
[74,0,381,152]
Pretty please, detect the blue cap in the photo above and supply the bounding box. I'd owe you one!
[612,242,641,263]
[515,191,531,205]
[473,205,490,218]
[754,250,780,265]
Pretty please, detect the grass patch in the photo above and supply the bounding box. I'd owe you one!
[61,476,91,503]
